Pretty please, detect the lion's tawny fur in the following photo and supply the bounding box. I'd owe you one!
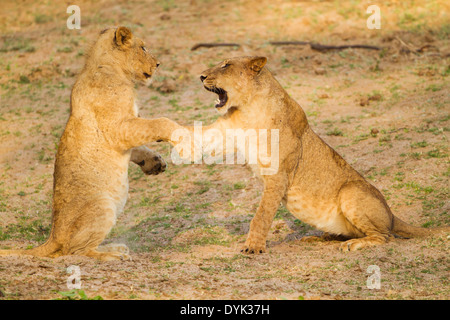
[0,27,181,260]
[180,56,449,253]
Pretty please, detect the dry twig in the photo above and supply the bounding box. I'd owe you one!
[191,43,240,51]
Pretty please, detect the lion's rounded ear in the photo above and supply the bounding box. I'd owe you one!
[250,56,267,73]
[115,26,133,48]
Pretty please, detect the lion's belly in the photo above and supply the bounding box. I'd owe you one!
[107,154,131,218]
[113,172,129,216]
[284,191,349,235]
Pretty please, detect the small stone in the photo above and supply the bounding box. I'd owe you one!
[314,67,326,75]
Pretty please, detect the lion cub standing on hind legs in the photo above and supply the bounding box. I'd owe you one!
[0,27,182,261]
[175,56,449,253]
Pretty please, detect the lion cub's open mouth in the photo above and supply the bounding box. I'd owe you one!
[204,86,228,109]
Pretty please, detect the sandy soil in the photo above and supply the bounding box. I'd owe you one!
[0,0,449,300]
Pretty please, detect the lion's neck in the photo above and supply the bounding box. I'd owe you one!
[70,67,136,119]
[246,73,290,112]
[242,72,308,130]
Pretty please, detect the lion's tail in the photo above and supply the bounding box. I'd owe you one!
[0,237,61,258]
[392,215,450,239]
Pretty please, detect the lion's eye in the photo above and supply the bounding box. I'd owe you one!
[141,46,147,53]
[221,63,230,69]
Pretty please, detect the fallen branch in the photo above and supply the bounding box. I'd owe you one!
[395,37,442,56]
[191,43,240,51]
[416,44,439,53]
[269,41,382,51]
[395,36,419,55]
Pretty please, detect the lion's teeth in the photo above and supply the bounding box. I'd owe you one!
[215,98,220,104]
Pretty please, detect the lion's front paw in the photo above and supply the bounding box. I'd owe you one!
[240,238,266,254]
[138,154,167,175]
[131,147,167,175]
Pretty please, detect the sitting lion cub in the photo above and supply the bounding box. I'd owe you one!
[0,27,181,261]
[177,56,448,253]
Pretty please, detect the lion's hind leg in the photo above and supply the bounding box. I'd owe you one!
[83,248,131,261]
[69,239,131,261]
[62,198,130,261]
[339,232,389,252]
[337,181,393,252]
[96,243,131,260]
[97,243,129,254]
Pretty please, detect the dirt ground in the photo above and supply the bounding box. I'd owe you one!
[0,0,449,300]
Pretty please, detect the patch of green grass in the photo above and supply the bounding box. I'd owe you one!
[435,23,450,40]
[425,83,444,92]
[394,172,405,182]
[36,148,54,164]
[414,125,446,136]
[55,290,103,300]
[326,127,343,136]
[0,37,35,53]
[410,141,428,148]
[233,182,246,190]
[281,57,292,69]
[367,167,389,181]
[19,75,30,84]
[425,148,448,159]
[138,195,161,207]
[156,0,177,11]
[195,202,211,210]
[194,179,211,194]
[0,219,50,242]
[388,84,402,102]
[191,226,231,246]
[34,14,53,24]
[293,219,313,232]
[203,163,218,176]
[275,206,290,219]
[57,46,73,53]
[378,134,391,146]
[393,181,435,195]
[340,116,354,123]
[129,165,145,181]
[283,6,303,19]
[353,133,370,143]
